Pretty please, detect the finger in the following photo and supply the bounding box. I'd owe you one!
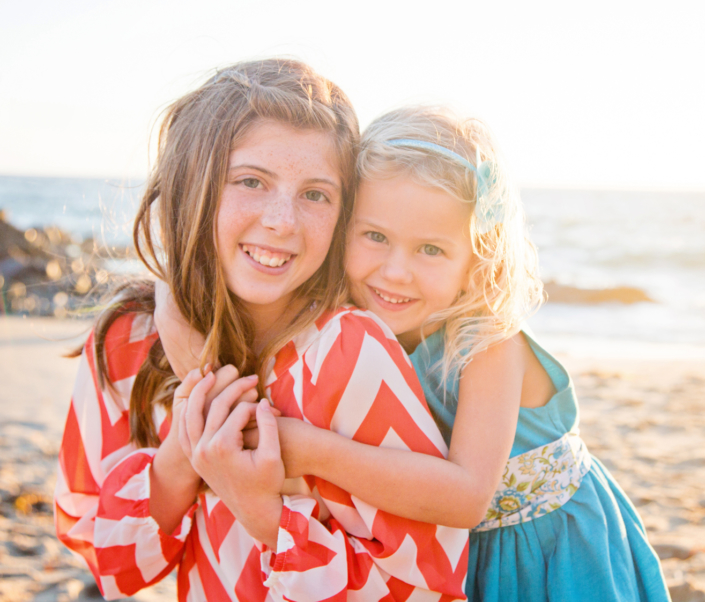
[203,365,241,413]
[210,365,240,397]
[233,387,259,407]
[178,405,193,459]
[184,370,215,446]
[243,427,260,450]
[213,402,260,448]
[174,367,207,404]
[202,376,259,440]
[254,398,281,462]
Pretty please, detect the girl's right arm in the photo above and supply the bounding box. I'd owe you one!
[153,279,204,379]
[273,334,528,529]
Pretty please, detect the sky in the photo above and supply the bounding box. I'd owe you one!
[1,0,704,189]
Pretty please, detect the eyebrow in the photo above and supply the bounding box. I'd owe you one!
[305,177,341,191]
[227,165,341,191]
[228,164,274,177]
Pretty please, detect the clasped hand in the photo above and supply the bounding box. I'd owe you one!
[175,366,285,548]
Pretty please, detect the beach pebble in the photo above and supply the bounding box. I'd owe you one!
[656,543,696,560]
[669,579,705,602]
[9,532,44,556]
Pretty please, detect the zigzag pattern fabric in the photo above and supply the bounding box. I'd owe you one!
[55,308,469,601]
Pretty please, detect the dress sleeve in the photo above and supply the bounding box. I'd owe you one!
[54,313,197,600]
[263,310,469,601]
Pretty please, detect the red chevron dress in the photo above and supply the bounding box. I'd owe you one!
[55,307,469,601]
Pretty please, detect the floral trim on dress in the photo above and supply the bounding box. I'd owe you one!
[472,432,592,532]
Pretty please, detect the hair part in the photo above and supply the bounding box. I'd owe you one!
[358,106,544,386]
[90,59,358,447]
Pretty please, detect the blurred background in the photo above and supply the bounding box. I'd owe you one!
[1,1,704,601]
[2,0,703,352]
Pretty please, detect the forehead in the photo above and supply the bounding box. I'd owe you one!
[355,175,472,241]
[229,120,340,179]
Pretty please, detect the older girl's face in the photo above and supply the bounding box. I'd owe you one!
[217,120,342,323]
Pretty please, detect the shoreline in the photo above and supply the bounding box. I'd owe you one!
[1,316,704,601]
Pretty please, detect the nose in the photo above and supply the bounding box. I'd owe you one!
[261,192,299,236]
[380,248,413,285]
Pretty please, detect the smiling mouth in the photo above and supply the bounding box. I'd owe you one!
[371,287,414,305]
[242,244,293,268]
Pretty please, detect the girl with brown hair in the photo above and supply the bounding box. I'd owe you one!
[54,60,469,601]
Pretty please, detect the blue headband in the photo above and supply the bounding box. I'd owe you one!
[386,138,499,231]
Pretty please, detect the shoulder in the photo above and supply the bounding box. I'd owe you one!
[99,311,158,384]
[460,332,527,389]
[292,305,414,381]
[313,305,398,344]
[296,305,404,359]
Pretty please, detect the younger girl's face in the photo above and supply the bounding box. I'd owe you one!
[345,175,474,351]
[217,120,342,322]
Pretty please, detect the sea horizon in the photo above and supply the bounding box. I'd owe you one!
[2,174,704,350]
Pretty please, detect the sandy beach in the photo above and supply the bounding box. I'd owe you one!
[1,316,704,601]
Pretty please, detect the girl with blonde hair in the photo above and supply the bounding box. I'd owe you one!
[161,105,670,601]
[54,62,469,601]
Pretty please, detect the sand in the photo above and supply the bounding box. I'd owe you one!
[1,315,704,601]
[0,317,175,602]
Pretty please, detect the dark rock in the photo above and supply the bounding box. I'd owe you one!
[544,281,654,304]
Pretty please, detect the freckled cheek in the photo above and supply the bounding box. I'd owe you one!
[305,209,339,251]
[216,202,255,244]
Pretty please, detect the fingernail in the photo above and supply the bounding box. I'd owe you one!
[246,374,259,381]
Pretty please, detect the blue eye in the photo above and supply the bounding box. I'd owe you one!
[305,190,328,203]
[366,231,387,243]
[241,178,261,189]
[421,244,442,256]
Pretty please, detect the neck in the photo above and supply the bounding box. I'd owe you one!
[397,321,443,354]
[246,295,309,354]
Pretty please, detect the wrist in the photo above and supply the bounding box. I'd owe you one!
[230,494,283,549]
[157,433,201,484]
[303,428,334,479]
[279,418,330,478]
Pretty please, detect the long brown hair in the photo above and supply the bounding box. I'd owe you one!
[91,59,359,446]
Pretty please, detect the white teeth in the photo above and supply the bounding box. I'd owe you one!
[373,288,411,304]
[243,245,292,268]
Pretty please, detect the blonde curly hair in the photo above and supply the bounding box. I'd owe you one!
[357,106,544,384]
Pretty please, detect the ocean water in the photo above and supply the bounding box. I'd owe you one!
[2,175,704,348]
[522,188,705,348]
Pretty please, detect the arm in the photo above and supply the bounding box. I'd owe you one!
[153,278,205,380]
[55,314,199,599]
[148,370,205,534]
[275,333,525,529]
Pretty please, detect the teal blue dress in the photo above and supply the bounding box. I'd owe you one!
[409,328,670,602]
